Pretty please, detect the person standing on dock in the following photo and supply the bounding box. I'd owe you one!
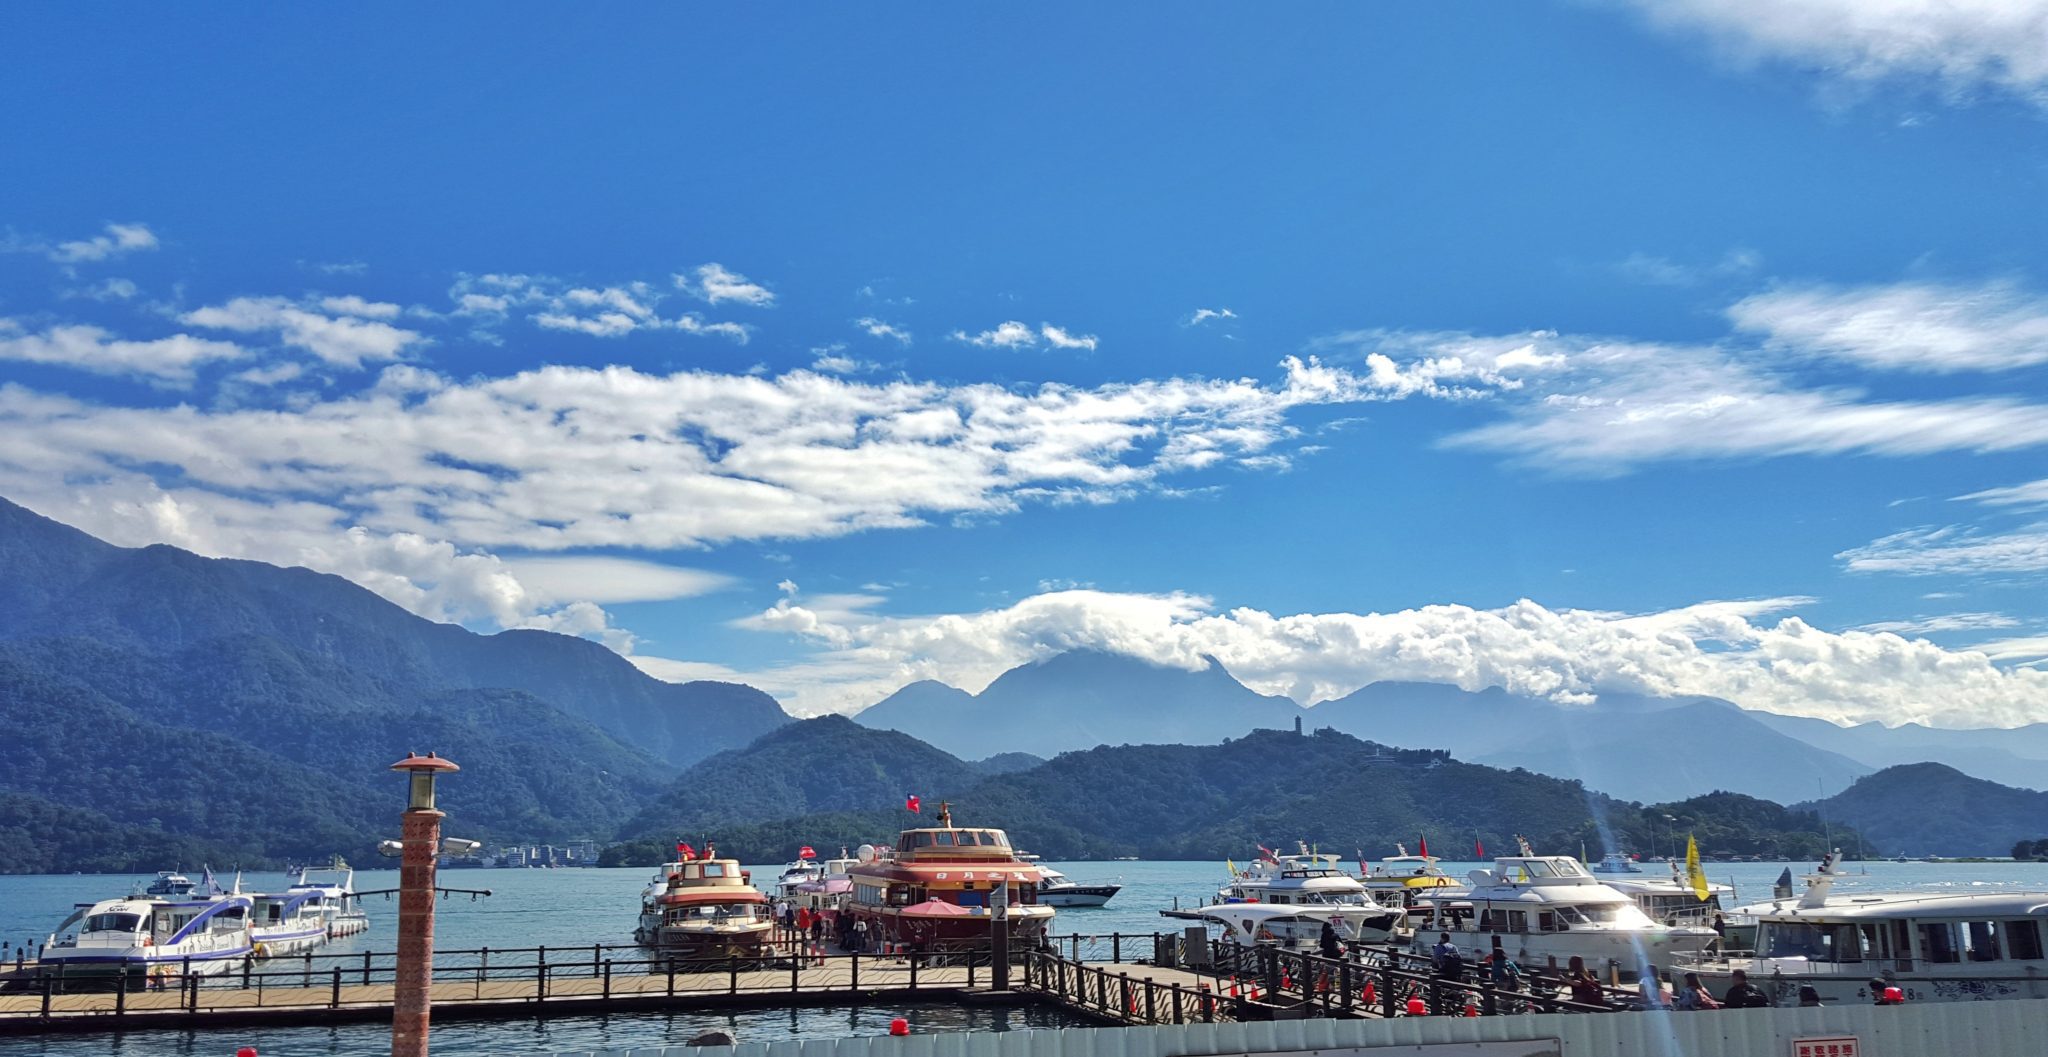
[1431,933,1456,970]
[1721,969,1772,1009]
[1318,921,1341,960]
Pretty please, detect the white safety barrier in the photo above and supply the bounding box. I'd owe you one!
[535,998,2048,1057]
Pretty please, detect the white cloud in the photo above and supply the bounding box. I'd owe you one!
[855,317,913,344]
[1729,280,2048,372]
[1854,612,2020,635]
[501,555,734,605]
[681,263,775,307]
[1959,477,2048,507]
[720,588,2048,727]
[952,321,1039,349]
[452,274,750,342]
[1974,635,2048,662]
[1040,324,1100,351]
[0,355,1431,564]
[0,321,245,384]
[1186,308,1239,327]
[48,222,158,264]
[1614,248,1761,287]
[812,352,881,375]
[672,315,752,343]
[1838,524,2048,576]
[319,295,403,320]
[1614,0,2048,107]
[64,278,140,302]
[183,296,425,368]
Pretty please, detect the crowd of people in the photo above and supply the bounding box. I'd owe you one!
[1424,932,1910,1012]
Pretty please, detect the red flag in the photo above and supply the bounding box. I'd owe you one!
[676,841,696,860]
[906,794,921,814]
[798,845,816,859]
[1256,843,1278,864]
[1418,834,1429,858]
[1475,839,1485,859]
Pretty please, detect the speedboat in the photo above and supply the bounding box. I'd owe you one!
[1037,866,1120,908]
[1408,855,1716,969]
[1590,852,1644,874]
[42,893,255,980]
[289,856,369,938]
[635,851,776,960]
[143,870,200,897]
[773,848,825,900]
[844,802,1055,954]
[1679,852,2048,1004]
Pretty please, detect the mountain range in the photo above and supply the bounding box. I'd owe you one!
[1800,763,2048,858]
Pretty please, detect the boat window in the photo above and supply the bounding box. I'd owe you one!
[2003,920,2043,961]
[1917,922,1961,964]
[1553,861,1585,878]
[986,830,1010,848]
[914,833,935,848]
[1523,861,1555,878]
[1538,911,1558,932]
[1764,922,1831,959]
[1965,921,2002,962]
[702,864,726,877]
[1505,910,1528,933]
[83,912,142,934]
[933,831,956,847]
[1857,922,1890,961]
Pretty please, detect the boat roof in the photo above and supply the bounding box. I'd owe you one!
[1602,875,1735,896]
[1734,891,2048,921]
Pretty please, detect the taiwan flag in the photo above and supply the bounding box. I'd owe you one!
[906,794,922,814]
[798,846,816,859]
[676,841,697,860]
[1418,834,1430,858]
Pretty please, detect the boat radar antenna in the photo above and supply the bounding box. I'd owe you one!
[1515,835,1535,856]
[1394,842,1409,857]
[936,801,952,826]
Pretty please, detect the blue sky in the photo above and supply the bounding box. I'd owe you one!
[4,3,2048,724]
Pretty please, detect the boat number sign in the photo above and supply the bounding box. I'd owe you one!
[1792,1037,1858,1057]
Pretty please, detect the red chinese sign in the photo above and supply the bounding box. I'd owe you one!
[1792,1037,1859,1057]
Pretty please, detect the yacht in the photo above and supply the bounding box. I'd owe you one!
[1036,866,1121,908]
[1206,847,1405,943]
[773,850,825,901]
[1590,852,1645,874]
[786,849,859,912]
[42,893,254,980]
[1679,853,2048,1004]
[844,802,1055,954]
[1601,863,1735,926]
[1407,855,1716,968]
[634,852,776,960]
[288,856,369,938]
[143,870,202,897]
[1359,844,1458,908]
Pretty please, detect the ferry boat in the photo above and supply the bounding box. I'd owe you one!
[1407,855,1716,968]
[41,893,254,980]
[288,856,369,938]
[634,850,776,960]
[1359,844,1458,908]
[248,889,333,957]
[1590,852,1644,874]
[1679,853,2048,1004]
[844,802,1054,955]
[1037,866,1121,908]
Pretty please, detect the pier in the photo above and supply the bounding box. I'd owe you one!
[0,933,1652,1035]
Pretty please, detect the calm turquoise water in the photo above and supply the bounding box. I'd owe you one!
[5,858,2046,1056]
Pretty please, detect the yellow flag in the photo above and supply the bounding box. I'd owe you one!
[1226,857,1238,877]
[1685,834,1710,902]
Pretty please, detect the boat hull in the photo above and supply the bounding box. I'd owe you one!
[1041,885,1120,908]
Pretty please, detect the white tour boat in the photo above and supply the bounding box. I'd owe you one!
[1037,866,1121,908]
[773,848,826,900]
[249,889,333,957]
[1679,853,2048,1004]
[1210,847,1405,943]
[289,856,369,938]
[1590,852,1645,874]
[1359,844,1458,908]
[42,893,255,980]
[1408,855,1716,970]
[1601,862,1735,926]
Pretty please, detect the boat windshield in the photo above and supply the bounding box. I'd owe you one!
[83,912,142,934]
[1553,903,1656,929]
[1298,891,1369,905]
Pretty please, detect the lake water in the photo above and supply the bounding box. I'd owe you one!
[5,858,2045,1056]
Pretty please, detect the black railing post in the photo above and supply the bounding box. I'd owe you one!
[1145,977,1157,1022]
[479,946,489,985]
[331,966,342,1008]
[1112,934,1121,963]
[850,952,859,992]
[909,951,919,989]
[115,961,127,1018]
[538,963,549,1000]
[41,973,53,1019]
[362,950,372,986]
[1381,966,1396,1018]
[603,959,613,1000]
[729,955,738,995]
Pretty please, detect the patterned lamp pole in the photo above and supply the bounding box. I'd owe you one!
[391,752,459,1057]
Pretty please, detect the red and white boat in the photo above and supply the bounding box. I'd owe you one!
[845,802,1055,955]
[634,846,774,960]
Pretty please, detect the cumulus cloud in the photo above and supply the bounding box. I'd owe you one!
[1186,308,1238,327]
[855,317,913,344]
[952,320,1039,349]
[47,222,159,264]
[319,295,403,320]
[1613,0,2048,107]
[182,296,426,368]
[451,273,751,342]
[680,263,775,307]
[700,588,2048,726]
[0,321,245,384]
[1729,280,2048,372]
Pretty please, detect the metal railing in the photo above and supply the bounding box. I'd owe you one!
[1020,952,1223,1026]
[1208,941,1627,1016]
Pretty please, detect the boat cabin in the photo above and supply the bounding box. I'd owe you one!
[1749,897,2048,972]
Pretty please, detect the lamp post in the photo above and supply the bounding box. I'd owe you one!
[392,752,459,1057]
